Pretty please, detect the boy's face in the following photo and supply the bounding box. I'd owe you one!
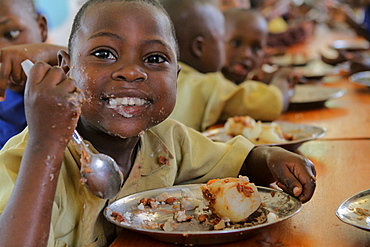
[222,13,267,83]
[65,2,179,138]
[0,1,46,49]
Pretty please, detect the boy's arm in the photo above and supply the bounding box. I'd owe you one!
[0,62,83,246]
[0,43,66,100]
[239,146,316,203]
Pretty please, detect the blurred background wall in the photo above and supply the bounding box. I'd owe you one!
[34,0,87,46]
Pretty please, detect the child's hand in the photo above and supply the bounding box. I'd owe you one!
[242,146,316,203]
[24,61,84,146]
[0,43,65,100]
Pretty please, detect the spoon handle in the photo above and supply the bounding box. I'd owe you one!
[21,59,34,77]
[71,130,92,156]
[72,130,84,145]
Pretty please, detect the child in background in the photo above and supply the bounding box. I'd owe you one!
[0,0,316,246]
[222,8,269,84]
[161,0,290,132]
[0,0,66,148]
[221,7,295,106]
[327,0,370,42]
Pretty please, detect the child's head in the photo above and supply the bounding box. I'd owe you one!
[160,0,226,73]
[218,0,251,11]
[221,8,268,84]
[61,0,180,138]
[0,0,47,49]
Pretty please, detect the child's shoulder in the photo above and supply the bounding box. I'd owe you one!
[178,62,236,88]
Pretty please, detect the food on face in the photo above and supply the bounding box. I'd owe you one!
[200,176,261,222]
[224,116,291,144]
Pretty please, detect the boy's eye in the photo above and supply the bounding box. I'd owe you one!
[252,45,262,53]
[4,30,21,40]
[92,49,116,60]
[144,54,167,63]
[230,39,241,48]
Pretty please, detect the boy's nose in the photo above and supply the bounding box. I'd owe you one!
[241,46,253,57]
[112,64,147,82]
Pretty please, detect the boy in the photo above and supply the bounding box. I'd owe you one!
[161,0,290,132]
[0,0,316,246]
[0,0,66,148]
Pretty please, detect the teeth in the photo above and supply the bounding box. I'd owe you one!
[107,97,148,107]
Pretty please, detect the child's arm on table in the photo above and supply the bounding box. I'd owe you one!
[0,61,84,246]
[0,43,66,99]
[240,145,316,203]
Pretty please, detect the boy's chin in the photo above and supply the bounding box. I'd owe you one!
[227,73,247,84]
[108,119,166,138]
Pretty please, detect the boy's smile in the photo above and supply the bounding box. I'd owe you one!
[62,1,179,138]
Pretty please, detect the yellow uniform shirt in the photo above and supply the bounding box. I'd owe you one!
[169,62,283,132]
[0,119,254,246]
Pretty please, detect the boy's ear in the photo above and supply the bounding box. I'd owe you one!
[190,36,204,58]
[36,14,48,42]
[57,50,71,74]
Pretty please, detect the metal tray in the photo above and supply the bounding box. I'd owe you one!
[349,71,370,87]
[336,189,370,231]
[105,184,302,245]
[330,39,370,51]
[202,121,326,151]
[289,85,346,108]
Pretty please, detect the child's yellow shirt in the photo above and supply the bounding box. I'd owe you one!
[169,62,283,132]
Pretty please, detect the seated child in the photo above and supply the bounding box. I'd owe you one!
[160,0,290,132]
[221,8,294,107]
[0,0,316,246]
[0,0,66,148]
[327,0,370,42]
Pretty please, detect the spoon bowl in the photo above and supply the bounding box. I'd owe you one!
[72,130,123,199]
[81,153,123,199]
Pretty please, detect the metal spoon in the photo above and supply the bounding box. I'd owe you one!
[72,130,123,199]
[21,59,123,199]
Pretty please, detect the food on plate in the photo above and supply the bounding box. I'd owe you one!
[270,52,309,66]
[224,116,292,144]
[200,176,261,222]
[109,181,278,232]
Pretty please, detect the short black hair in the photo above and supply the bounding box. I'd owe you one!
[68,0,179,57]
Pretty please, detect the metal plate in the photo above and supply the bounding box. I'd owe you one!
[270,53,310,67]
[290,85,346,106]
[202,121,327,151]
[105,184,302,245]
[336,189,370,231]
[349,71,370,87]
[330,39,370,51]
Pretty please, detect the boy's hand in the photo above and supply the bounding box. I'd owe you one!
[242,146,316,203]
[24,61,84,146]
[0,43,65,100]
